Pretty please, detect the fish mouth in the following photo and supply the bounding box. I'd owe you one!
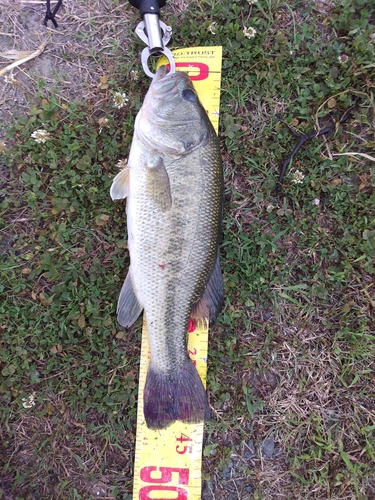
[151,65,189,98]
[153,65,170,82]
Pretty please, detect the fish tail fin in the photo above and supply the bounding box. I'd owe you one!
[143,359,210,430]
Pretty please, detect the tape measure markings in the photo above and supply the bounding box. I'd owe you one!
[133,46,222,500]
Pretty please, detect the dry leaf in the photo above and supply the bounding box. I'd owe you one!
[327,97,337,109]
[98,74,109,90]
[78,314,86,329]
[39,292,54,306]
[290,118,299,127]
[0,42,47,77]
[358,174,371,191]
[95,214,110,226]
[50,344,63,354]
[0,49,36,61]
[341,300,355,313]
[330,178,341,186]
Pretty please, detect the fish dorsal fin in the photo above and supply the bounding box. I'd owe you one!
[191,253,224,323]
[146,157,172,212]
[117,270,143,327]
[110,167,130,200]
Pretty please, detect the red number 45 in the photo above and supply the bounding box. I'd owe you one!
[176,433,193,455]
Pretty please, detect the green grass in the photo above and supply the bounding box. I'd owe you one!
[1,0,375,498]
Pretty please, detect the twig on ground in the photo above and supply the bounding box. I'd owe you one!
[275,100,359,191]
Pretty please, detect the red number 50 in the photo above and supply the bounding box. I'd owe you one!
[139,466,189,499]
[139,485,188,500]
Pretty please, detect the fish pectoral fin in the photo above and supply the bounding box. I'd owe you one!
[117,271,143,327]
[146,157,172,212]
[110,166,130,200]
[191,252,224,324]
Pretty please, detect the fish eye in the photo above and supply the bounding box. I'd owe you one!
[182,89,197,102]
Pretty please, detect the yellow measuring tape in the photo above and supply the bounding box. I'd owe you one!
[133,46,222,500]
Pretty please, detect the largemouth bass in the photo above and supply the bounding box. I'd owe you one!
[110,65,224,429]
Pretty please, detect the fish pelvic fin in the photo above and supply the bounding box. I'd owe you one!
[191,252,224,324]
[117,271,143,327]
[110,166,130,200]
[143,359,210,430]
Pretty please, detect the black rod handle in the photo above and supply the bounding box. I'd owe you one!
[129,0,166,17]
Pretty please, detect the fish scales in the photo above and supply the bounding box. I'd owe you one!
[110,66,224,429]
[131,140,221,367]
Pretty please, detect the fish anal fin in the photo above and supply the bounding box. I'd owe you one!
[146,157,172,212]
[191,297,210,321]
[110,166,130,200]
[117,271,143,327]
[191,253,224,324]
[143,359,210,430]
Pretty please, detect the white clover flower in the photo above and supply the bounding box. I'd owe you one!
[247,0,258,4]
[4,73,17,84]
[208,22,217,35]
[98,117,109,133]
[113,92,129,109]
[313,198,320,206]
[116,159,128,169]
[98,117,109,127]
[130,70,139,81]
[338,54,348,64]
[22,394,36,408]
[291,170,305,184]
[31,129,51,144]
[243,26,257,39]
